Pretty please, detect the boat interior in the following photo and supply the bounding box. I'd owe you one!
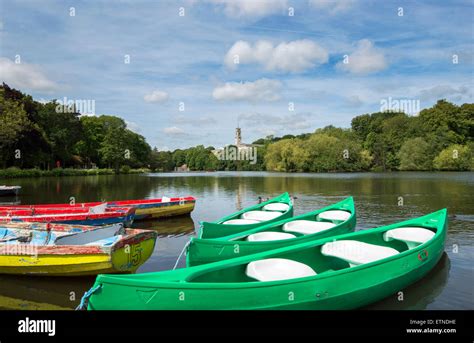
[0,204,127,216]
[228,208,353,242]
[187,216,441,284]
[0,224,124,247]
[222,201,291,225]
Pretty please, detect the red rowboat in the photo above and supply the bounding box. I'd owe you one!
[0,206,135,227]
[0,197,196,220]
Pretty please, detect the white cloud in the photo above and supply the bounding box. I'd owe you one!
[309,0,355,13]
[163,126,185,135]
[225,40,328,72]
[212,79,282,102]
[173,115,216,126]
[337,39,387,75]
[209,0,288,18]
[144,89,169,103]
[126,120,141,133]
[418,85,472,101]
[0,57,58,92]
[239,112,313,131]
[345,95,364,107]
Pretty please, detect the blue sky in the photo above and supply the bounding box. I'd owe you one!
[1,0,473,150]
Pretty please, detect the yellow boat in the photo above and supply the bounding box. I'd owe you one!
[0,222,157,276]
[5,196,197,220]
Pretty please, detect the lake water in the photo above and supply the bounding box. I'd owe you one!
[0,171,472,310]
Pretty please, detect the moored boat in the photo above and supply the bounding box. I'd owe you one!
[200,192,294,239]
[85,209,447,310]
[0,186,21,197]
[187,197,355,266]
[0,222,157,276]
[0,206,135,227]
[0,196,196,220]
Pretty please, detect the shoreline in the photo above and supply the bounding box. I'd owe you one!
[2,168,472,180]
[0,168,151,179]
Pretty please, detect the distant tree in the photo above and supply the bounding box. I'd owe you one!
[36,101,83,167]
[172,149,187,167]
[99,125,128,171]
[0,90,31,167]
[351,114,372,141]
[398,138,432,170]
[433,144,473,171]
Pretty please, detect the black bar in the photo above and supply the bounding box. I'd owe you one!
[0,310,471,338]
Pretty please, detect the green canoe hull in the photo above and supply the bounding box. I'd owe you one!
[199,193,294,239]
[187,197,356,266]
[88,209,447,310]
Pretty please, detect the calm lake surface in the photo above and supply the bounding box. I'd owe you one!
[0,171,472,310]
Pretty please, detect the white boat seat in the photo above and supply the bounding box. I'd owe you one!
[246,231,296,242]
[383,227,435,249]
[246,258,317,282]
[317,210,351,222]
[283,220,336,235]
[321,240,399,267]
[222,219,261,225]
[262,203,290,212]
[242,211,283,222]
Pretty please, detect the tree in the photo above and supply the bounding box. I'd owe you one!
[99,125,128,171]
[36,101,83,167]
[122,130,151,168]
[172,149,187,167]
[351,114,372,141]
[433,144,473,171]
[0,91,31,167]
[265,138,308,172]
[398,138,432,170]
[74,116,107,167]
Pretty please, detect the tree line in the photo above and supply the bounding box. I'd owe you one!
[0,83,151,171]
[264,100,473,172]
[1,84,472,173]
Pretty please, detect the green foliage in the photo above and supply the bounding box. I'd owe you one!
[0,84,152,171]
[120,165,131,174]
[398,138,433,171]
[185,145,218,171]
[1,84,472,173]
[265,133,372,172]
[433,144,473,171]
[150,149,174,172]
[0,167,118,178]
[0,93,26,162]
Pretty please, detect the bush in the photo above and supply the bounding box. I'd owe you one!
[0,168,120,179]
[433,144,473,171]
[119,165,131,174]
[398,138,432,170]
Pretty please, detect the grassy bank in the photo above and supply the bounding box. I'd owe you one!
[0,167,151,179]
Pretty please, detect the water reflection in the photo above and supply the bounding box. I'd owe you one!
[0,172,472,310]
[0,274,93,310]
[132,216,195,237]
[366,253,450,310]
[0,216,196,310]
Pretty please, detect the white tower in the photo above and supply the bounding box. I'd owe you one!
[235,127,242,147]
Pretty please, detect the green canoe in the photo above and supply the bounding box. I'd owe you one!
[86,208,447,310]
[187,197,356,266]
[199,192,294,239]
